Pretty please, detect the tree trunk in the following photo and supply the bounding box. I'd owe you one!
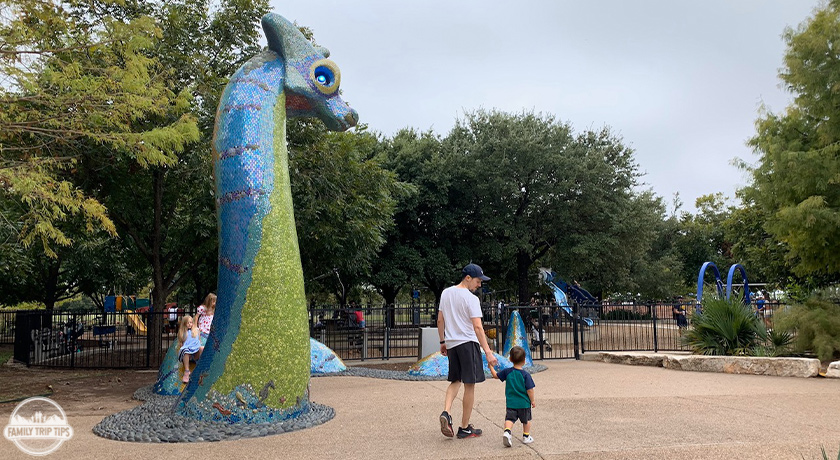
[148,168,165,355]
[428,280,445,306]
[43,258,60,311]
[517,250,532,305]
[380,285,400,306]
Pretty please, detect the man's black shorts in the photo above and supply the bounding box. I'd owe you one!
[505,407,532,424]
[447,341,485,384]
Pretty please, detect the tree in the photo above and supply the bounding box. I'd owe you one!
[747,1,840,279]
[723,195,792,288]
[549,130,661,299]
[0,0,199,256]
[370,129,459,305]
[673,194,735,287]
[444,110,644,303]
[289,123,402,305]
[69,0,268,353]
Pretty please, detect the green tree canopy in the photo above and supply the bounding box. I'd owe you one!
[290,122,403,304]
[0,0,199,255]
[370,128,457,304]
[674,194,734,286]
[747,1,840,279]
[440,110,649,303]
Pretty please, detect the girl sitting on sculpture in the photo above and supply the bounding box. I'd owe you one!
[178,315,204,383]
[196,293,216,339]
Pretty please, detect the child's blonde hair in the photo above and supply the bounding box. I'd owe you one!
[178,315,199,346]
[202,293,217,314]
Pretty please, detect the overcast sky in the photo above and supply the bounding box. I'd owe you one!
[268,0,819,213]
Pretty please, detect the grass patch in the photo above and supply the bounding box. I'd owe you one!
[0,344,12,365]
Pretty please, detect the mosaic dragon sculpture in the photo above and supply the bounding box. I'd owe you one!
[176,13,357,423]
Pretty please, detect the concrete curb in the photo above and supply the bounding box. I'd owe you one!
[583,352,821,378]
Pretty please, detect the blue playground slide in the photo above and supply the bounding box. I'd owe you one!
[538,268,595,327]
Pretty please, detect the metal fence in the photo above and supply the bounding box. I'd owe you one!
[309,303,437,361]
[4,299,786,368]
[491,305,581,360]
[11,309,194,368]
[577,300,784,354]
[577,301,693,353]
[0,309,17,344]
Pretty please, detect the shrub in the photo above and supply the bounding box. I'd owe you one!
[752,329,795,357]
[56,297,97,312]
[775,296,840,362]
[0,301,46,310]
[683,297,768,355]
[602,309,651,321]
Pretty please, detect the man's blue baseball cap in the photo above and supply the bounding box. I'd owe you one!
[462,263,490,281]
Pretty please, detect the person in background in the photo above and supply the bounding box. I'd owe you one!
[755,292,770,330]
[672,299,688,333]
[350,301,365,328]
[168,304,178,333]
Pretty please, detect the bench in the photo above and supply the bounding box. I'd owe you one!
[93,325,117,348]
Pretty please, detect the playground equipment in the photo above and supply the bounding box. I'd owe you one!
[104,294,149,335]
[696,262,751,313]
[538,268,595,327]
[125,313,147,335]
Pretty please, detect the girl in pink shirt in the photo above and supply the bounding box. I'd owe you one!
[196,293,216,338]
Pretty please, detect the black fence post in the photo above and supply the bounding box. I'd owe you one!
[651,303,658,353]
[383,326,390,360]
[573,302,581,359]
[70,313,76,368]
[13,312,33,365]
[537,307,544,360]
[146,315,151,368]
[500,307,507,352]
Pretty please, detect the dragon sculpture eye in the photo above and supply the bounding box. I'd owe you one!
[310,59,341,95]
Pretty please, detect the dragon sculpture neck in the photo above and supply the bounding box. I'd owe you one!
[177,13,357,424]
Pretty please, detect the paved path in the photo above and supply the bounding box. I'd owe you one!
[2,359,839,459]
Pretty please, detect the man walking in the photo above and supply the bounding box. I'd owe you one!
[438,263,499,438]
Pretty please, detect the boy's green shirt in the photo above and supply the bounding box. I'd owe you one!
[496,366,535,409]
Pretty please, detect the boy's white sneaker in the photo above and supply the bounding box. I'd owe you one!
[502,431,512,447]
[522,434,534,444]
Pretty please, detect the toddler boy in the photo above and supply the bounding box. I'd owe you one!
[489,345,535,446]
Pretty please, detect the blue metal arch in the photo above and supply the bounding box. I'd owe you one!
[726,263,751,305]
[696,261,723,302]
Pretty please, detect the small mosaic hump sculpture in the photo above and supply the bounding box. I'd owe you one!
[155,338,346,395]
[408,350,512,377]
[503,310,534,367]
[177,13,358,423]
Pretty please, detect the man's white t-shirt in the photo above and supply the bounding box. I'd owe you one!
[440,285,483,348]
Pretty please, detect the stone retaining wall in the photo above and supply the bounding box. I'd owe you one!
[827,361,840,378]
[583,352,821,378]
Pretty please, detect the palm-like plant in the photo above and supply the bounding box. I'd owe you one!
[802,445,840,460]
[683,297,769,355]
[752,329,796,357]
[822,445,840,460]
